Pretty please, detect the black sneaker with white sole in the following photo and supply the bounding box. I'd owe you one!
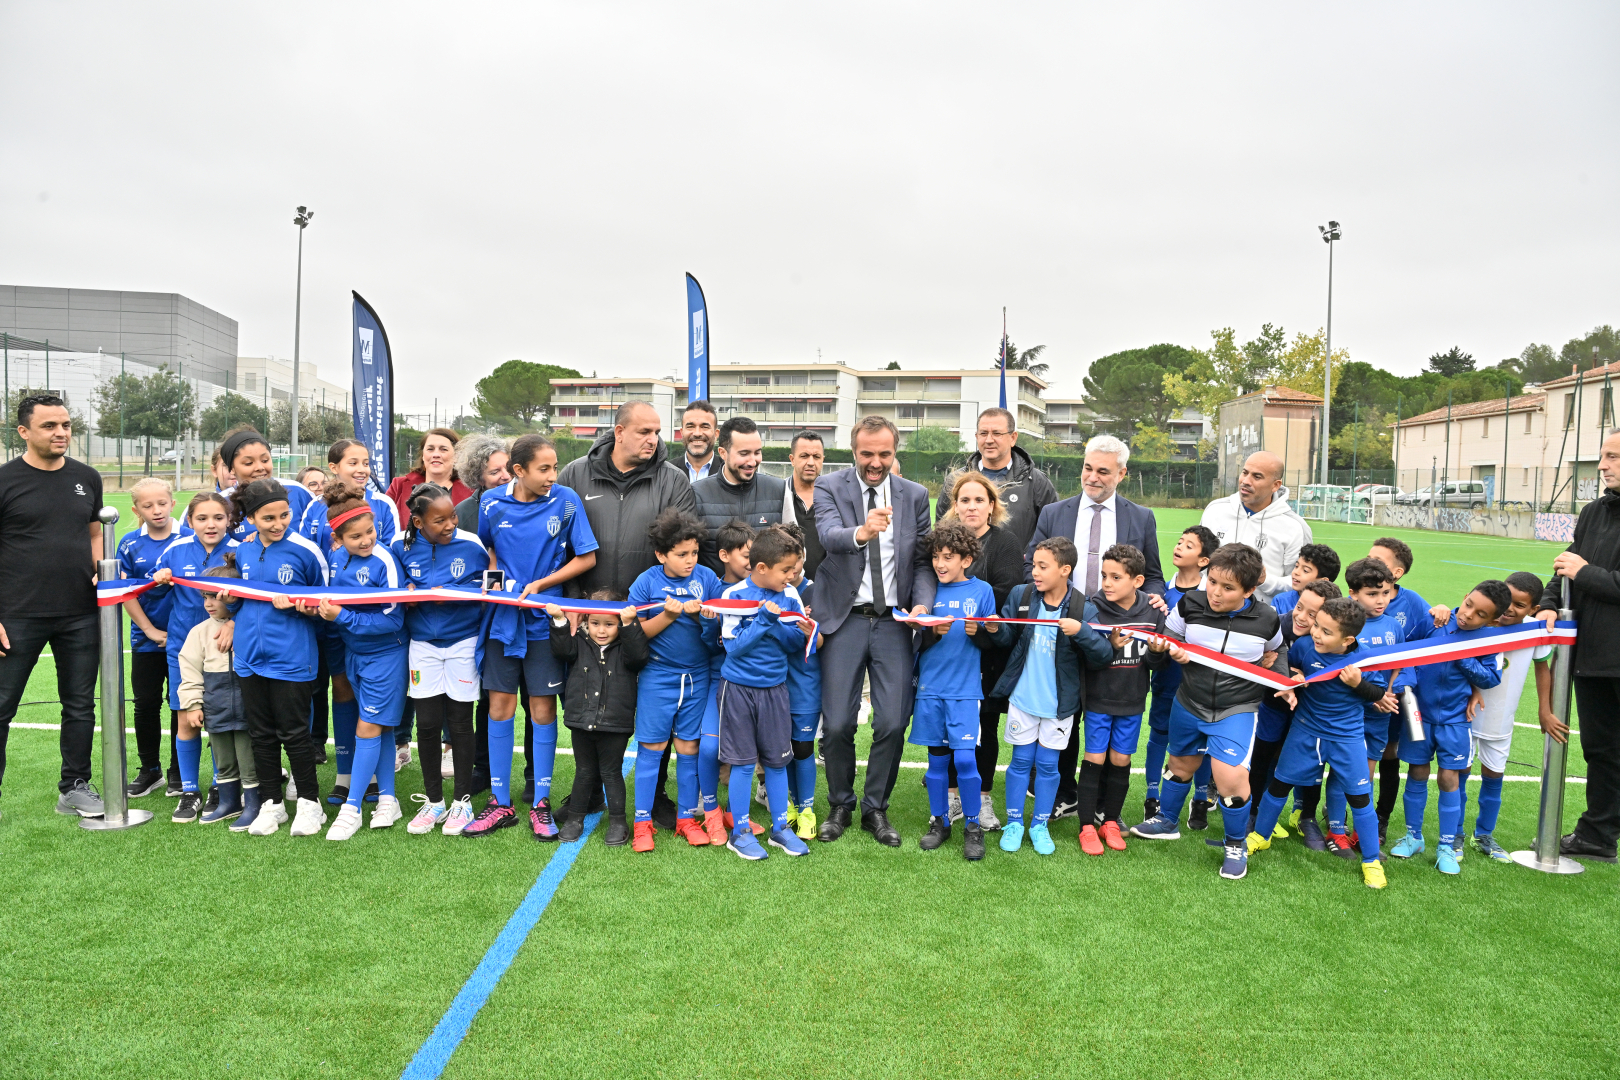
[165,776,184,798]
[1188,799,1212,831]
[172,791,202,823]
[202,785,219,818]
[126,768,164,798]
[1049,798,1079,821]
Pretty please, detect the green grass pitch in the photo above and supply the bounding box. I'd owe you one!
[0,496,1615,1078]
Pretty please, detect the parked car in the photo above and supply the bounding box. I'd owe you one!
[1351,484,1404,506]
[1396,480,1489,508]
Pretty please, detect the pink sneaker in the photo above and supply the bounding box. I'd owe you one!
[529,797,559,842]
[462,800,517,837]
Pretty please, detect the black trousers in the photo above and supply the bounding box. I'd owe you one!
[415,695,475,803]
[130,650,178,777]
[0,613,99,796]
[569,729,629,818]
[309,660,330,749]
[241,674,318,804]
[1573,677,1620,847]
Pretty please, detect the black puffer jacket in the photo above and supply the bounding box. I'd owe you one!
[549,616,650,734]
[557,433,698,596]
[691,469,787,574]
[935,444,1058,550]
[1539,487,1620,678]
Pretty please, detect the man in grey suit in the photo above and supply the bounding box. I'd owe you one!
[812,416,936,846]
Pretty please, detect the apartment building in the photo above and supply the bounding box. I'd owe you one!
[549,378,685,438]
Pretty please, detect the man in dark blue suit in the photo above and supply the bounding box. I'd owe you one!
[1025,434,1165,816]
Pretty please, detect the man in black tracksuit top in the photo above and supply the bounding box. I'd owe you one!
[690,417,786,574]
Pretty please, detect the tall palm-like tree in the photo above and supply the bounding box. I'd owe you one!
[994,339,1049,379]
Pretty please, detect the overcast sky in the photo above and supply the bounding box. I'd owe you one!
[3,2,1616,413]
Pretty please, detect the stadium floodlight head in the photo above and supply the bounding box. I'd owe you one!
[1319,220,1341,243]
[294,205,314,229]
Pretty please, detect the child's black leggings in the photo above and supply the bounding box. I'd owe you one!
[569,730,629,819]
[415,695,475,803]
[242,675,318,804]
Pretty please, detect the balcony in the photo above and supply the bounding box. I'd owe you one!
[1017,387,1045,409]
[856,390,963,401]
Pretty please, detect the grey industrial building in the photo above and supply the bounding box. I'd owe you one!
[0,285,238,386]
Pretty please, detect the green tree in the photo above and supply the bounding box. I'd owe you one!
[906,425,962,452]
[1427,346,1475,377]
[199,391,269,440]
[1273,327,1348,401]
[1130,426,1177,459]
[1082,343,1198,433]
[1559,325,1618,373]
[993,340,1048,379]
[1329,414,1393,469]
[473,360,582,431]
[1511,343,1565,383]
[1240,323,1288,387]
[1164,327,1248,419]
[884,361,901,370]
[91,369,195,441]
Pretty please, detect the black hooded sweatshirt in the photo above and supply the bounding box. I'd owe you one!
[556,433,698,597]
[1084,590,1170,716]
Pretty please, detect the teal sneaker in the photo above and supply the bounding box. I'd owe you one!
[1029,822,1055,855]
[1473,833,1512,863]
[1436,845,1461,875]
[1390,831,1425,859]
[1000,821,1025,852]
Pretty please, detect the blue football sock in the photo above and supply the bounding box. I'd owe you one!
[333,698,360,784]
[1144,729,1167,799]
[489,718,515,807]
[698,736,720,813]
[954,748,982,825]
[1351,803,1381,862]
[532,721,557,802]
[1159,775,1193,824]
[924,754,950,819]
[1403,777,1429,837]
[376,730,396,799]
[764,765,790,832]
[1253,788,1289,839]
[1476,775,1504,837]
[675,751,699,819]
[1004,742,1035,825]
[1193,756,1212,802]
[728,765,755,835]
[1218,795,1250,842]
[348,735,382,811]
[1031,744,1060,825]
[1324,770,1347,834]
[634,745,661,822]
[176,736,202,794]
[792,755,817,811]
[1438,787,1462,849]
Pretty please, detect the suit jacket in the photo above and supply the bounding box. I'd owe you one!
[1025,492,1165,595]
[811,467,936,635]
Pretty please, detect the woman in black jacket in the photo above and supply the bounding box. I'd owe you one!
[547,590,650,846]
[938,471,1026,828]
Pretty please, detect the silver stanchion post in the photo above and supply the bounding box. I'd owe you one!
[81,506,153,832]
[1510,578,1581,873]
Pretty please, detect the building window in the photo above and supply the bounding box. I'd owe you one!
[555,407,576,418]
[1523,467,1530,485]
[1482,415,1489,438]
[810,401,834,414]
[1565,393,1576,429]
[1524,410,1533,434]
[1421,426,1426,441]
[811,374,838,385]
[744,375,771,386]
[897,405,923,419]
[1603,388,1615,428]
[776,374,807,386]
[863,378,895,393]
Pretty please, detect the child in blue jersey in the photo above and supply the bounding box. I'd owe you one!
[1250,598,1392,889]
[1389,581,1509,875]
[704,520,758,844]
[149,492,241,817]
[311,481,411,841]
[781,523,823,843]
[717,525,813,861]
[217,429,316,542]
[628,509,724,851]
[1144,526,1216,824]
[1367,536,1449,825]
[468,434,598,840]
[1078,543,1169,856]
[118,478,182,802]
[226,479,330,838]
[1269,543,1341,619]
[392,483,488,836]
[912,521,997,861]
[298,439,403,549]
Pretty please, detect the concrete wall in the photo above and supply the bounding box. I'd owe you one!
[1374,503,1577,543]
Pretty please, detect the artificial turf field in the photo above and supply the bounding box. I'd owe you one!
[1,497,1616,1080]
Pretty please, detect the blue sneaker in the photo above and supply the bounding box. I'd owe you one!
[1473,833,1512,863]
[768,828,808,857]
[1436,845,1461,875]
[1029,822,1055,855]
[1219,839,1249,879]
[1129,814,1181,841]
[1000,821,1025,852]
[727,831,769,861]
[1390,831,1425,859]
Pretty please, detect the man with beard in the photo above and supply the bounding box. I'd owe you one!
[678,400,719,482]
[691,416,787,574]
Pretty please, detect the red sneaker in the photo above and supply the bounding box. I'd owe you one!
[632,820,656,852]
[1079,824,1105,856]
[723,810,765,836]
[461,801,516,837]
[703,808,729,846]
[1102,820,1128,851]
[1327,831,1356,852]
[675,817,710,846]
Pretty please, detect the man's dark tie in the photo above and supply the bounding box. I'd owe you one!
[866,485,887,610]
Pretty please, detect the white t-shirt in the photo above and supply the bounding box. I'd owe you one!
[1472,617,1554,740]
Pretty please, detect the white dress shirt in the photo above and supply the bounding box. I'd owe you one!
[1072,491,1118,590]
[854,474,899,606]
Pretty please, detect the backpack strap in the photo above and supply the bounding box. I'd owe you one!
[1013,583,1032,620]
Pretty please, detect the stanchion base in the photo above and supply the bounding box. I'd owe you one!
[79,808,155,831]
[1509,849,1586,874]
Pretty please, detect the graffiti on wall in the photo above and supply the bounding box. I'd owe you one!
[1376,505,1577,542]
[1534,513,1577,543]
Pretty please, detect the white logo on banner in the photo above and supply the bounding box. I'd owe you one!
[277,564,294,584]
[358,327,374,361]
[450,557,466,577]
[691,311,706,358]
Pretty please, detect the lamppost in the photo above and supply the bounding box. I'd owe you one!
[290,205,314,461]
[1317,219,1341,488]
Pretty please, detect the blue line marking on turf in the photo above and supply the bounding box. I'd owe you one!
[400,756,634,1080]
[1441,559,1519,574]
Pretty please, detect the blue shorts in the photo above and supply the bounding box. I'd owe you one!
[1083,710,1143,756]
[1363,716,1392,760]
[1274,727,1374,792]
[1167,699,1257,769]
[635,665,709,744]
[347,647,408,727]
[319,621,347,672]
[716,680,792,767]
[481,639,567,697]
[1400,721,1474,771]
[909,697,980,749]
[1147,666,1180,736]
[792,712,820,742]
[1255,702,1292,744]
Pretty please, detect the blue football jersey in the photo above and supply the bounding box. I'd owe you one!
[630,563,723,669]
[478,481,599,646]
[916,577,995,701]
[118,525,179,651]
[1288,637,1387,740]
[1385,585,1435,642]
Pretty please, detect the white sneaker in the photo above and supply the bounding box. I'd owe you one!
[979,791,1002,831]
[408,794,448,834]
[326,804,363,841]
[947,790,964,823]
[395,745,412,771]
[248,799,288,836]
[442,796,475,836]
[370,794,403,829]
[289,797,327,836]
[440,747,455,779]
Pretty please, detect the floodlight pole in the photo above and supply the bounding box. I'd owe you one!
[1511,576,1584,874]
[290,206,314,466]
[1318,221,1340,488]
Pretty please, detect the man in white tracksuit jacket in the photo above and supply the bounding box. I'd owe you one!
[1199,451,1313,601]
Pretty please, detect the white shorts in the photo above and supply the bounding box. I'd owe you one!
[409,637,481,702]
[1472,730,1512,774]
[1005,704,1073,750]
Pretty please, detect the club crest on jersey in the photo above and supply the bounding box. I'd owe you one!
[450,557,466,577]
[277,564,294,584]
[1255,534,1269,549]
[690,582,703,601]
[1394,611,1408,627]
[356,567,371,585]
[547,516,561,537]
[963,598,978,617]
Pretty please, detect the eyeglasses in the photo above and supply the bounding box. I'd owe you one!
[976,430,1012,439]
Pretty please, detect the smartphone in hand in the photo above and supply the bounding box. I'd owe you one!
[482,569,506,592]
